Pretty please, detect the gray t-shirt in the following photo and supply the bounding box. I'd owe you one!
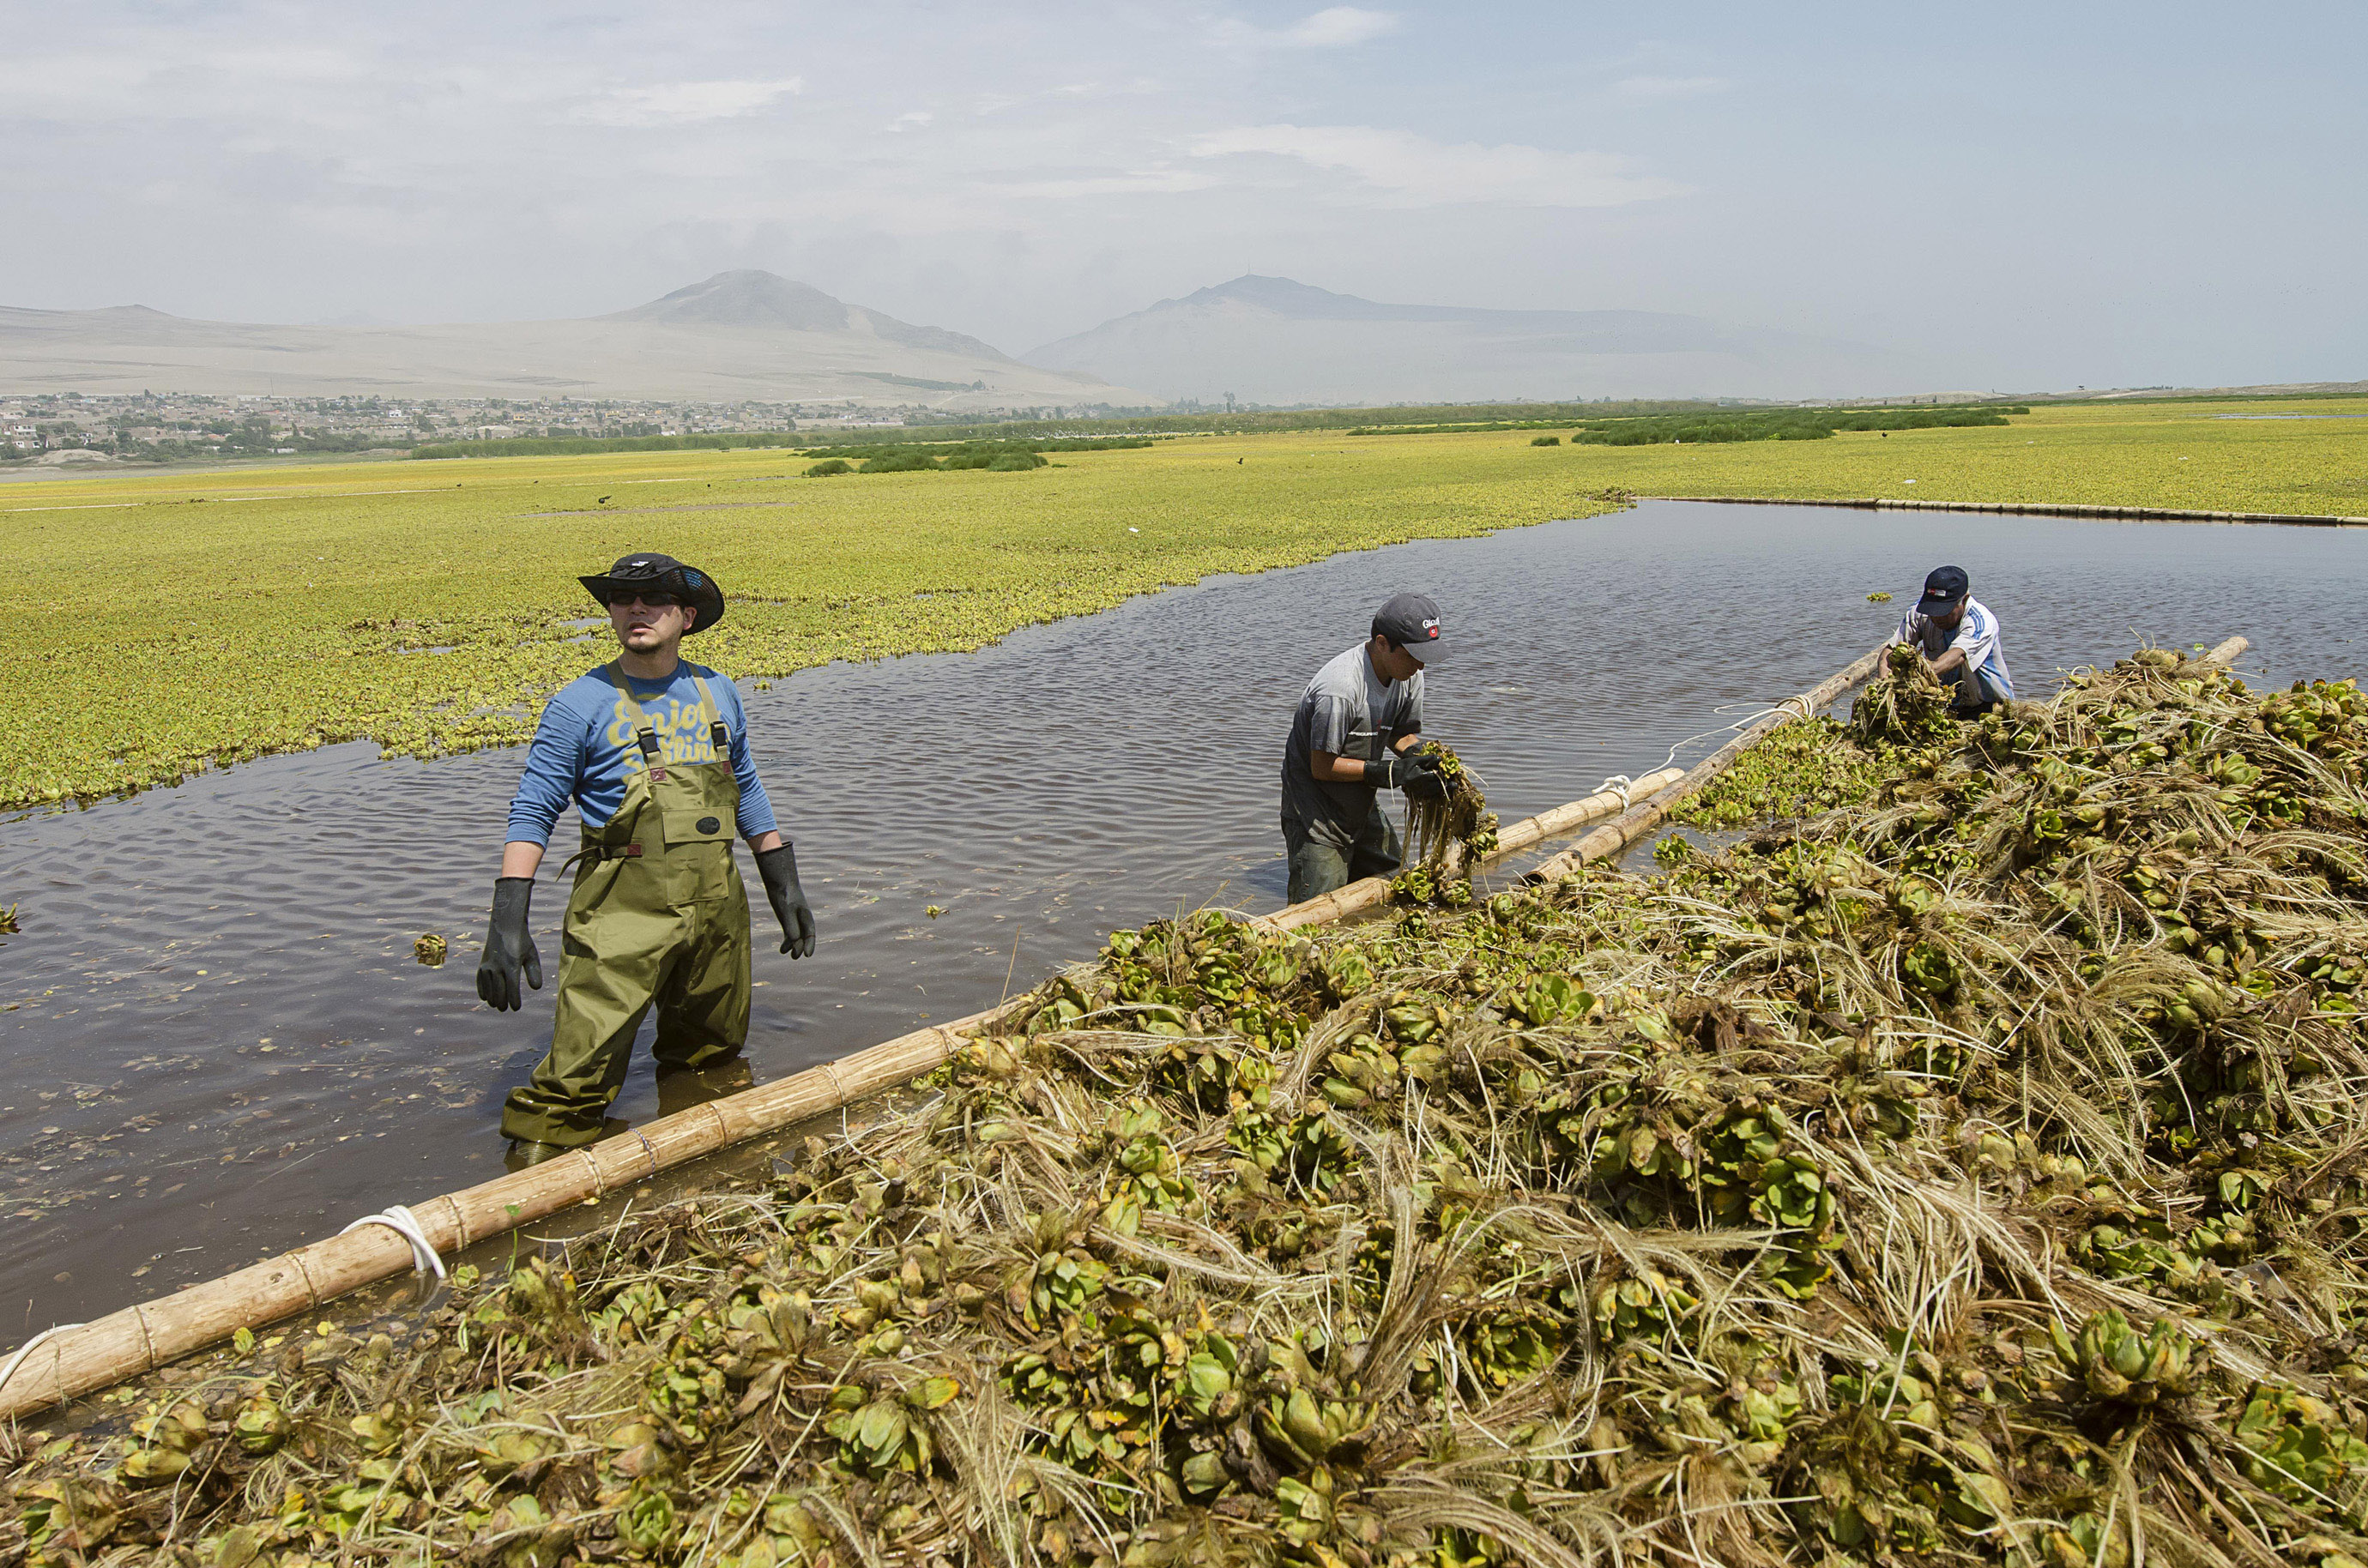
[1280,643,1425,845]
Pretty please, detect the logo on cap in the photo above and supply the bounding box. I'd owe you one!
[1421,619,1440,639]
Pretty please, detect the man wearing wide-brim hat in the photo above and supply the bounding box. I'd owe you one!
[475,552,817,1163]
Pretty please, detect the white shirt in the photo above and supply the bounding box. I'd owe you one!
[1894,598,2014,699]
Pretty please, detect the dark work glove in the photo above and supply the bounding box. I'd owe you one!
[475,877,542,1011]
[1368,749,1441,793]
[1403,757,1450,800]
[755,843,818,959]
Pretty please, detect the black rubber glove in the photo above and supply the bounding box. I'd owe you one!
[475,877,542,1011]
[1403,753,1450,799]
[1367,749,1441,793]
[755,843,818,959]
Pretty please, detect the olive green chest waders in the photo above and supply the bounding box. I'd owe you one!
[500,666,754,1148]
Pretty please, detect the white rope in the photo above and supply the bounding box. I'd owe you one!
[1595,774,1634,809]
[0,1322,87,1397]
[339,1204,447,1283]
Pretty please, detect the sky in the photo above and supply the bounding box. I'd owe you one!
[2,0,2362,392]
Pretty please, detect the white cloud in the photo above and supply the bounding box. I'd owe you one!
[576,78,803,127]
[988,169,1219,199]
[890,111,933,132]
[1284,8,1398,46]
[1189,124,1683,208]
[1612,75,1729,101]
[1217,7,1398,49]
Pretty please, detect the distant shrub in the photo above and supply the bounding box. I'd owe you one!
[985,453,1042,471]
[1530,435,1562,446]
[805,458,852,477]
[858,452,940,473]
[1569,404,2013,448]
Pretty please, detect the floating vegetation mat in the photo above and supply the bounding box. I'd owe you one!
[1391,744,1497,908]
[1849,641,1962,746]
[15,645,2368,1568]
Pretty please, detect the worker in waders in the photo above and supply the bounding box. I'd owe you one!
[475,552,818,1165]
[1278,593,1450,904]
[1890,564,2015,715]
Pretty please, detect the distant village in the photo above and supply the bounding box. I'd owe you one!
[0,392,987,466]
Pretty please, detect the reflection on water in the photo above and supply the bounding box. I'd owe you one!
[3,500,2364,1329]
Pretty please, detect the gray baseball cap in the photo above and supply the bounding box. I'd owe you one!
[1373,592,1446,662]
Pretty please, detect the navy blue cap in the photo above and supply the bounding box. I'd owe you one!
[1915,565,1969,618]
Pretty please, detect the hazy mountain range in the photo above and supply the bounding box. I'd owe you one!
[0,268,1930,407]
[0,272,1141,407]
[1024,275,1926,405]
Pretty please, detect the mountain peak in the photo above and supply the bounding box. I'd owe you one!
[1173,274,1397,321]
[607,270,851,331]
[1027,274,1912,404]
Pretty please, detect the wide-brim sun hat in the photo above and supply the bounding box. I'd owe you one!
[578,552,727,636]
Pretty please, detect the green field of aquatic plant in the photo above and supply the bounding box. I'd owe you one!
[0,396,2361,812]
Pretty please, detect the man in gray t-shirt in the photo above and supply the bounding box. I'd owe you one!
[1280,593,1450,903]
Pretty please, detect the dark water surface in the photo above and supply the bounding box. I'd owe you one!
[5,500,2365,1335]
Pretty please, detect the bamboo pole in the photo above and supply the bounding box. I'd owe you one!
[9,638,2249,1416]
[1251,764,1686,936]
[0,1011,995,1419]
[1522,648,1887,884]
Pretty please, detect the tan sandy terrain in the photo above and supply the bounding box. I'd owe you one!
[0,271,1150,407]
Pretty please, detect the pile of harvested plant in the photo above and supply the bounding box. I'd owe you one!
[13,644,2368,1568]
[1390,743,1497,907]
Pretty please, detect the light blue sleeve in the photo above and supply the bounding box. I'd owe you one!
[724,683,781,840]
[1951,607,2007,695]
[505,689,594,847]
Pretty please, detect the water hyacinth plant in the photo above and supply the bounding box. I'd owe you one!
[1390,743,1497,908]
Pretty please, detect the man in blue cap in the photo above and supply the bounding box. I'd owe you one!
[1278,593,1449,903]
[1891,565,2014,713]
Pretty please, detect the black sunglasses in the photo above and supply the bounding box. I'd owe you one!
[610,590,683,608]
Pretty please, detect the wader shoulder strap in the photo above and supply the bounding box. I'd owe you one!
[601,662,662,765]
[692,674,729,753]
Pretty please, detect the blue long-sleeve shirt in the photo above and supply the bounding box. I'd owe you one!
[504,661,779,847]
